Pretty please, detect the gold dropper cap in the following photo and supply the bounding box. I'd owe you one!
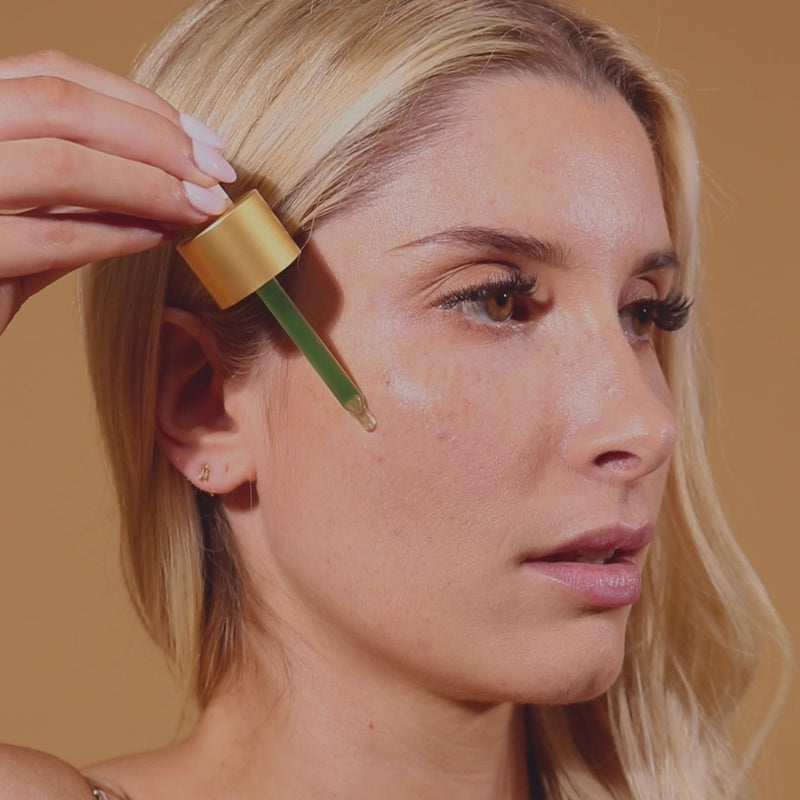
[177,189,300,309]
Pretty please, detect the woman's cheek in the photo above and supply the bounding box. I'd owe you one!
[374,357,534,488]
[382,365,441,414]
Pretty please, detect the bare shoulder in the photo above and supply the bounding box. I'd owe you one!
[0,744,94,800]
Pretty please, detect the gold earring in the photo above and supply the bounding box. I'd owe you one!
[198,463,210,483]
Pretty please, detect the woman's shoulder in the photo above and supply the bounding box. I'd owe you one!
[1,741,191,800]
[0,744,99,799]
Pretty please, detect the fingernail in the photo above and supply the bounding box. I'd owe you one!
[192,140,237,183]
[183,181,228,216]
[179,112,227,149]
[209,183,235,210]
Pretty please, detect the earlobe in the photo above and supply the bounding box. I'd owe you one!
[156,308,256,494]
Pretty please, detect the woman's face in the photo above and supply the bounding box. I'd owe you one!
[237,76,679,704]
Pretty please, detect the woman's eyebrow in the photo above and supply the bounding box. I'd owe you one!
[636,249,680,275]
[391,225,679,275]
[390,225,567,266]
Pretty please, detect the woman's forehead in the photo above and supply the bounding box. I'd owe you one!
[337,75,671,260]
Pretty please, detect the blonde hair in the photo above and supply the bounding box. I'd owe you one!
[81,1,789,797]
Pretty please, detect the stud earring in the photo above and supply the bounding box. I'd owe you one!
[198,463,210,483]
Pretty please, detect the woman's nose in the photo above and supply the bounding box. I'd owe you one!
[562,324,677,484]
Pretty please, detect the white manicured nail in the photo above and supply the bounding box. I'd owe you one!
[179,113,227,149]
[192,141,237,183]
[209,184,235,210]
[183,181,228,216]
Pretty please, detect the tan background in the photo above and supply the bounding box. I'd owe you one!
[0,0,797,795]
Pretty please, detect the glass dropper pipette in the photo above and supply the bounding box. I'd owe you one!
[177,189,376,432]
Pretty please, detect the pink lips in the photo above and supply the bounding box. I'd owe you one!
[520,524,654,609]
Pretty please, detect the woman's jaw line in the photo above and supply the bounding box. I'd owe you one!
[188,643,535,800]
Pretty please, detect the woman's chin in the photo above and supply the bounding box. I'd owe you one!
[433,643,627,708]
[482,620,630,706]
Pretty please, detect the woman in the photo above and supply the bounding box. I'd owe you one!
[0,0,789,798]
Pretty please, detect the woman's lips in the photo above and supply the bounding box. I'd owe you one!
[522,556,642,608]
[520,524,653,608]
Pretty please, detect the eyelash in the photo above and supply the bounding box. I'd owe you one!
[437,274,693,337]
[619,291,693,341]
[437,272,539,323]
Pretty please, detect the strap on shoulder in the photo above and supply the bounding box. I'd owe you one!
[87,781,128,800]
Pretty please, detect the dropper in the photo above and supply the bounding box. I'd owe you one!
[177,189,376,432]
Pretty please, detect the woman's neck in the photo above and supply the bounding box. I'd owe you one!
[181,642,534,800]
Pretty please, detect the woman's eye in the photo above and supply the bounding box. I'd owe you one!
[620,292,693,342]
[438,273,539,324]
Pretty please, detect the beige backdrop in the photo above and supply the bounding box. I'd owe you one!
[1,0,797,796]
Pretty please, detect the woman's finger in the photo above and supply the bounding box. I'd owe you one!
[0,213,171,279]
[0,50,181,126]
[0,213,174,334]
[0,76,235,192]
[0,138,229,222]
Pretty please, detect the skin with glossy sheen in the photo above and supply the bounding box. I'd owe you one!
[127,75,681,800]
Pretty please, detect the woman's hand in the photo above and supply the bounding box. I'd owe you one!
[0,50,236,334]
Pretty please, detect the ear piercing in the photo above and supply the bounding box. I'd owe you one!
[198,463,211,483]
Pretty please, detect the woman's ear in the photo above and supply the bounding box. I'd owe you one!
[156,307,256,494]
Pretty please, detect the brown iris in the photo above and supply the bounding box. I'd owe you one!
[630,303,655,338]
[485,291,515,322]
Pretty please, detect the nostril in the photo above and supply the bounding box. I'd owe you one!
[594,450,639,470]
